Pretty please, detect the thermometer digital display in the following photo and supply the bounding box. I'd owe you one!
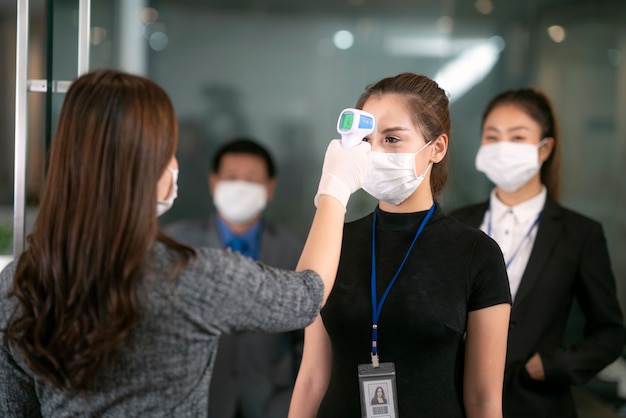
[337,108,376,148]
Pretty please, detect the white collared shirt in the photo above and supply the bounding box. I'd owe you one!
[479,187,546,300]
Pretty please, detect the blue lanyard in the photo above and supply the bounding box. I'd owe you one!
[486,208,542,269]
[370,203,435,366]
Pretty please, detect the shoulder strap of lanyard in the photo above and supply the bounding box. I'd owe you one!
[370,203,435,367]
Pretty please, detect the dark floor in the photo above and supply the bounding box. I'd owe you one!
[574,381,626,418]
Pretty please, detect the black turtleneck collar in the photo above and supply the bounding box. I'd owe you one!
[373,202,443,232]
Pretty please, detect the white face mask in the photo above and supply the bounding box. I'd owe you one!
[157,167,178,217]
[362,141,433,205]
[214,180,268,224]
[475,140,547,192]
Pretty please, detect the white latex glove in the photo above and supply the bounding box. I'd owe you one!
[314,139,371,209]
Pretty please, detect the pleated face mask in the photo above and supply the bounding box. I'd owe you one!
[363,140,433,205]
[214,180,267,224]
[475,139,547,192]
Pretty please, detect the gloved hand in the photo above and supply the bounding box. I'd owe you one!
[314,139,371,209]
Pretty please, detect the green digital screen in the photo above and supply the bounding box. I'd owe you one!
[340,113,354,130]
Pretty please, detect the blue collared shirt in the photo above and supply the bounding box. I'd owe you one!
[216,216,262,261]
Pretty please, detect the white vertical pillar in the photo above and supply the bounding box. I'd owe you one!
[13,0,29,258]
[77,0,91,76]
[118,0,147,75]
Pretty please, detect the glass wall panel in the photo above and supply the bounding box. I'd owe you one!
[0,2,19,265]
[142,2,626,319]
[534,3,626,310]
[1,0,139,266]
[0,0,47,267]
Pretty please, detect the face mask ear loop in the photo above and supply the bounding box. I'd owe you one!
[537,138,551,164]
[420,161,433,179]
[412,140,434,177]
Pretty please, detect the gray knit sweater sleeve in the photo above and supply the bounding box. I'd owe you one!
[162,245,324,334]
[0,244,324,417]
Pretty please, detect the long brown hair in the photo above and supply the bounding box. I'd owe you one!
[356,72,451,196]
[5,69,195,392]
[482,87,561,201]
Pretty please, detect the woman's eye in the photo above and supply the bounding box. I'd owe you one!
[511,135,526,141]
[363,137,372,143]
[384,136,400,143]
[482,135,498,142]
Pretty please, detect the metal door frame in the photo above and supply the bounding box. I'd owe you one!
[13,0,91,258]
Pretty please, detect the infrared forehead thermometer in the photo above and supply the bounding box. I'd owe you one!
[337,108,376,148]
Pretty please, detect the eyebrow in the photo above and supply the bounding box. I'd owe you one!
[381,126,412,134]
[484,125,531,133]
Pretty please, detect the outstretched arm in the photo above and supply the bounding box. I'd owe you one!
[295,195,345,305]
[296,139,370,305]
[289,139,369,414]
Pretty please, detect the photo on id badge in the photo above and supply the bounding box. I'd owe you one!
[362,379,397,418]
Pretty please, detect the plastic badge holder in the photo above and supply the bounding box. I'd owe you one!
[358,362,399,418]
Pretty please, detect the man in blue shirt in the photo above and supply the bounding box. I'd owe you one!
[164,138,305,418]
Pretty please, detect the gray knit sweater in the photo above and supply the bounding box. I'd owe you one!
[0,243,323,417]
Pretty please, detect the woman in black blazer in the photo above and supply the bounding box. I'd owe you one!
[450,88,625,418]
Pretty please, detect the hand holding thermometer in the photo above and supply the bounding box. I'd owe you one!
[337,108,376,148]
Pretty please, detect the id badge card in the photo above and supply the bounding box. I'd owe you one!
[358,362,398,418]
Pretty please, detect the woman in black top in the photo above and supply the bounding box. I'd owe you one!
[289,73,512,418]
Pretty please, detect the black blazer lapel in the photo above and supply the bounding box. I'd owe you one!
[450,201,489,228]
[513,198,564,306]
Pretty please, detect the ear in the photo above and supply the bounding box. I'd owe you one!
[208,173,218,197]
[539,137,555,163]
[265,178,277,201]
[430,134,449,164]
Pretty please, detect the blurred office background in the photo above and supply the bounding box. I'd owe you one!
[1,0,625,415]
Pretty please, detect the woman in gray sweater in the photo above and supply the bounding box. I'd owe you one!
[0,68,370,417]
